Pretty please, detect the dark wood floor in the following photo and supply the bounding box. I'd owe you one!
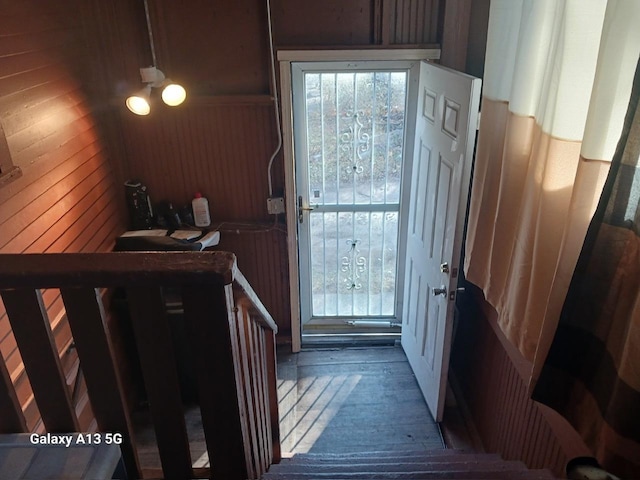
[278,345,444,454]
[132,345,444,470]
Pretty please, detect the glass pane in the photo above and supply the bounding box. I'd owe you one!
[309,211,399,317]
[304,68,406,320]
[305,71,407,207]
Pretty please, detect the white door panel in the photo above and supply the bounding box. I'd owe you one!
[401,61,481,421]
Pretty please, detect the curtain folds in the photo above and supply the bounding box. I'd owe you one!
[464,0,640,471]
[533,60,640,476]
[464,0,640,368]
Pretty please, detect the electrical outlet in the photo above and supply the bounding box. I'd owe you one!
[267,197,285,214]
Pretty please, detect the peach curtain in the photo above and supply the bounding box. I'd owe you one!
[533,61,640,476]
[464,0,640,380]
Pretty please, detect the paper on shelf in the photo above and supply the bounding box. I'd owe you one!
[170,230,201,240]
[198,231,220,249]
[120,229,168,237]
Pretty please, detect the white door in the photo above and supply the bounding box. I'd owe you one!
[401,61,481,421]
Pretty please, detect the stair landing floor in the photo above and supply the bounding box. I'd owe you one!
[277,345,445,455]
[131,345,445,471]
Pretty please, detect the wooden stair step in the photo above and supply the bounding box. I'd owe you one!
[262,471,555,480]
[263,451,558,480]
[286,449,469,460]
[283,452,503,465]
[268,459,527,474]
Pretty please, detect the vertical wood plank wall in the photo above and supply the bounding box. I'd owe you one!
[0,0,126,431]
[119,101,280,221]
[387,0,440,44]
[450,288,591,478]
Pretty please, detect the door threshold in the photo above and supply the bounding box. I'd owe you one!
[301,332,400,348]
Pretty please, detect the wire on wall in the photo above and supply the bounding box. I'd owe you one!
[266,0,283,197]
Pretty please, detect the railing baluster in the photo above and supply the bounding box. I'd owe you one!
[0,251,281,478]
[61,287,141,478]
[247,321,261,470]
[257,325,272,467]
[265,328,281,463]
[182,284,248,480]
[2,289,79,432]
[236,302,260,478]
[127,287,192,480]
[255,321,271,473]
[0,355,27,433]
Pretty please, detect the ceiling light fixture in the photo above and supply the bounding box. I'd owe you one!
[126,0,186,115]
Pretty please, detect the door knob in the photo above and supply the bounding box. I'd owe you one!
[433,285,447,297]
[440,262,449,273]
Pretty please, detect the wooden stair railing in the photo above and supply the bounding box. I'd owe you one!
[0,251,280,480]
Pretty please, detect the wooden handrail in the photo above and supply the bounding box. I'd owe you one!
[0,252,236,288]
[0,251,280,480]
[233,268,278,333]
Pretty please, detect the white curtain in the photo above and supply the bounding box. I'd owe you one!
[464,0,640,381]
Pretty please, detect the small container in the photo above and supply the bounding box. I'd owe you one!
[192,192,211,227]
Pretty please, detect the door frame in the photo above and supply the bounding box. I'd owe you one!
[278,49,440,352]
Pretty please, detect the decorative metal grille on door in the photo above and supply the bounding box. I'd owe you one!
[302,71,407,318]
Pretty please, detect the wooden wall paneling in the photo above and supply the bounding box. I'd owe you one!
[0,127,99,207]
[5,104,95,160]
[439,0,472,71]
[8,115,96,169]
[0,0,128,435]
[77,0,150,99]
[381,0,393,45]
[148,0,271,95]
[25,176,116,253]
[272,0,375,47]
[465,0,490,78]
[450,288,593,477]
[388,0,440,45]
[0,155,111,252]
[217,229,291,335]
[77,0,152,211]
[1,89,86,141]
[0,142,103,227]
[119,103,281,221]
[373,0,383,44]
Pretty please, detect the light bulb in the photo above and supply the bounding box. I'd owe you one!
[126,95,151,115]
[162,83,187,106]
[126,85,152,115]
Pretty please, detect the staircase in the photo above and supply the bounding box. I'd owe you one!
[261,450,557,479]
